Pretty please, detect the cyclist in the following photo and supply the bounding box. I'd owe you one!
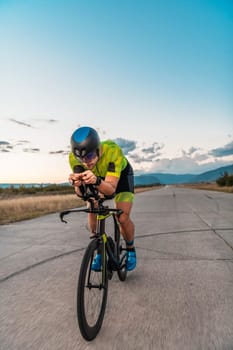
[68,126,137,271]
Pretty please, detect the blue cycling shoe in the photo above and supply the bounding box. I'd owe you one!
[91,253,102,271]
[126,250,137,271]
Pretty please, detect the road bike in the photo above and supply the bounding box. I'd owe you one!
[60,185,127,341]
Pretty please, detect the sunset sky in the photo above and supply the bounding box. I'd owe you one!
[0,0,232,183]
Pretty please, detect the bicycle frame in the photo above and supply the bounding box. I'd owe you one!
[60,185,128,340]
[60,205,124,271]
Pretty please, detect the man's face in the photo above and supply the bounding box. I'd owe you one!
[80,151,98,169]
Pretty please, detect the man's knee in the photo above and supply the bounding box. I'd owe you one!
[118,212,130,226]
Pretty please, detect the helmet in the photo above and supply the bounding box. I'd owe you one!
[71,126,100,158]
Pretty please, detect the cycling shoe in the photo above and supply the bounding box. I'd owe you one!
[91,253,102,271]
[126,251,137,271]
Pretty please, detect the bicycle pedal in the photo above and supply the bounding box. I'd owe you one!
[120,246,127,251]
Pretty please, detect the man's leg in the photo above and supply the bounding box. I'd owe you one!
[88,213,97,235]
[116,201,135,246]
[116,201,136,271]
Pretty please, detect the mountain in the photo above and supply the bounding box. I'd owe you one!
[192,164,233,183]
[134,174,161,186]
[134,164,233,186]
[134,173,195,186]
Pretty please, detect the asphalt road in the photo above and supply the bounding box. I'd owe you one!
[0,186,233,350]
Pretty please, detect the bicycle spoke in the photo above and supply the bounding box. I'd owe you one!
[83,257,105,327]
[77,240,108,341]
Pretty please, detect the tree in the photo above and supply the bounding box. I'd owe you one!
[216,172,233,187]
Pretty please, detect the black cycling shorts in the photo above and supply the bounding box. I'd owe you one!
[116,160,134,194]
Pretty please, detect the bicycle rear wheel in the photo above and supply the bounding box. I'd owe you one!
[114,217,127,281]
[77,239,108,341]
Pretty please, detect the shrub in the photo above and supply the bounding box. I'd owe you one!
[216,172,233,187]
[226,174,233,186]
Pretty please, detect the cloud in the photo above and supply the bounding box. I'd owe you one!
[3,130,231,176]
[9,117,59,129]
[49,150,69,155]
[16,140,30,145]
[23,148,40,153]
[47,119,58,123]
[0,139,35,153]
[192,153,209,162]
[141,146,154,153]
[180,146,209,162]
[142,142,163,153]
[9,118,33,128]
[182,146,201,156]
[133,154,233,175]
[129,153,155,163]
[209,141,233,157]
[0,138,42,154]
[33,118,59,124]
[126,141,164,165]
[141,142,164,159]
[130,140,233,175]
[113,138,137,155]
[0,140,12,152]
[154,156,198,173]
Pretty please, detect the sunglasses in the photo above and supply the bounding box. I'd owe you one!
[79,151,97,162]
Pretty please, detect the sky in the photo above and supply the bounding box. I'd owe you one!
[0,0,233,183]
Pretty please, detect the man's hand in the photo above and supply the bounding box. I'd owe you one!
[69,170,97,187]
[68,173,83,187]
[80,170,97,185]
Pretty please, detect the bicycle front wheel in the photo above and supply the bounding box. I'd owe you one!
[77,239,108,341]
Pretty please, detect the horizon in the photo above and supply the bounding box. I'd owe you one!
[1,0,233,183]
[1,162,232,186]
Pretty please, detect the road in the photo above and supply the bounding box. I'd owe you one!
[0,186,233,350]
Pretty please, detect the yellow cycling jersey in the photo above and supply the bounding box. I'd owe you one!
[69,140,128,178]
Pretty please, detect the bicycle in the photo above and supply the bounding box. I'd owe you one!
[60,184,128,341]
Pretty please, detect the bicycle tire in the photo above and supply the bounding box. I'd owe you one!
[114,217,127,281]
[77,239,108,341]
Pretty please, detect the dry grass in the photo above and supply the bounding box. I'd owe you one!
[0,194,83,225]
[177,183,233,193]
[1,184,231,225]
[0,187,160,225]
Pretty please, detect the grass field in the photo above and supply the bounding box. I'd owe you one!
[0,194,84,225]
[0,184,232,225]
[0,186,156,225]
[177,183,233,193]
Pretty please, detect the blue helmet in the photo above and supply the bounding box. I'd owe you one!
[71,126,100,158]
